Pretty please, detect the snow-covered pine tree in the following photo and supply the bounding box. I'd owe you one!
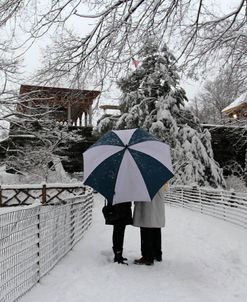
[97,42,226,188]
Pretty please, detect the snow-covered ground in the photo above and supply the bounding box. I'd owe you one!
[20,193,247,302]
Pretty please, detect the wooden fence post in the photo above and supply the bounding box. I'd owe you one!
[42,184,47,204]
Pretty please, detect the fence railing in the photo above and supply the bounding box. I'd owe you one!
[165,185,247,229]
[0,183,86,207]
[1,184,246,302]
[0,186,94,302]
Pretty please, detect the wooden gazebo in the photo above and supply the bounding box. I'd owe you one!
[18,84,101,126]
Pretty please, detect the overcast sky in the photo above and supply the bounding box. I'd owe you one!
[15,0,241,101]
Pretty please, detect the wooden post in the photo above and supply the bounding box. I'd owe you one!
[28,100,32,115]
[67,102,72,126]
[42,184,47,204]
[88,105,92,126]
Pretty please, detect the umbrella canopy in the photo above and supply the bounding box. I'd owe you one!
[83,128,174,204]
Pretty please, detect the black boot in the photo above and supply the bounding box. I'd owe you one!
[113,248,128,264]
[154,255,162,262]
[134,256,154,266]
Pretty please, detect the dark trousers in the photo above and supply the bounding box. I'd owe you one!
[112,223,126,251]
[140,227,162,260]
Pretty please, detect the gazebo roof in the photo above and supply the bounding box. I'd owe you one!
[19,84,100,110]
[222,91,247,115]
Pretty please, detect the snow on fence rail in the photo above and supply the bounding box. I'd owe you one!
[0,185,94,302]
[165,185,247,229]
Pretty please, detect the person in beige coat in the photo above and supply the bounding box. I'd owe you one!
[133,183,168,265]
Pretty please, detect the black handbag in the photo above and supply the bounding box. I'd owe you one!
[102,200,120,224]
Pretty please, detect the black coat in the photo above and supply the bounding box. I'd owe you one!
[103,202,132,225]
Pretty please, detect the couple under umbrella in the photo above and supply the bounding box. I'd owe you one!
[83,128,174,265]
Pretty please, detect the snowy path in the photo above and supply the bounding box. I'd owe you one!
[20,193,247,302]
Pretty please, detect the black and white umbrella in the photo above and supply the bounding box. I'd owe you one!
[83,128,174,204]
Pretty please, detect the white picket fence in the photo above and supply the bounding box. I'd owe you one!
[165,185,247,229]
[0,188,94,302]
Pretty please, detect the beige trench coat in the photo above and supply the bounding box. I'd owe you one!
[132,184,168,228]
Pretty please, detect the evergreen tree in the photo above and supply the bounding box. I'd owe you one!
[97,42,225,188]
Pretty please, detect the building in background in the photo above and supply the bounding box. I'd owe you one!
[222,91,247,119]
[18,84,101,126]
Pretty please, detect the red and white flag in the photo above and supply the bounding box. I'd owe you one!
[131,57,140,68]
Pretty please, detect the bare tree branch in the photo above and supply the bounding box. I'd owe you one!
[0,0,246,90]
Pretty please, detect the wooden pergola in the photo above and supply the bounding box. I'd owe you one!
[18,84,101,126]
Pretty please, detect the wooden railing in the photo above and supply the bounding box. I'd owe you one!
[0,183,86,207]
[165,185,247,229]
[0,185,93,302]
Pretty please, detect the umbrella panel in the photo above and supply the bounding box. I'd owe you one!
[91,130,124,148]
[128,128,158,145]
[129,149,174,200]
[84,149,124,202]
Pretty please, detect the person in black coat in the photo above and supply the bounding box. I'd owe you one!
[103,201,132,264]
